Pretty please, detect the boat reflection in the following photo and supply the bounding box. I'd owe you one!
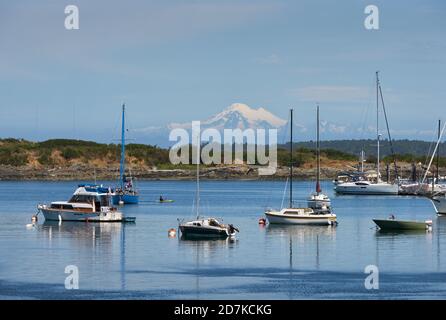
[37,221,126,245]
[265,224,337,241]
[374,229,432,237]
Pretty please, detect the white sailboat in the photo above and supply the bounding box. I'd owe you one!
[265,107,337,226]
[335,72,398,195]
[178,137,239,238]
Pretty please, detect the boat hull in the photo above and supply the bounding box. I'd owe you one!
[335,183,399,195]
[373,219,429,230]
[431,196,446,215]
[265,211,336,225]
[179,225,230,238]
[40,208,124,222]
[112,194,139,205]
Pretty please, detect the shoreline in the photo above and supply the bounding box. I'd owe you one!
[0,162,430,182]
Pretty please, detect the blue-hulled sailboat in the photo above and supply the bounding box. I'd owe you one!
[112,104,139,205]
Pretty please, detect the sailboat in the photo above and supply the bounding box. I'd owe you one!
[334,72,399,195]
[264,108,337,225]
[112,104,139,205]
[307,105,331,212]
[178,137,239,238]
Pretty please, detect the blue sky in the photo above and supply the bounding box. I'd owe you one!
[0,0,445,143]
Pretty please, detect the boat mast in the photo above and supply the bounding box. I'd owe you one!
[196,134,200,219]
[316,104,321,194]
[437,119,441,183]
[376,72,381,183]
[289,108,293,208]
[119,103,126,189]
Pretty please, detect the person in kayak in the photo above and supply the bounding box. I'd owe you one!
[160,195,164,202]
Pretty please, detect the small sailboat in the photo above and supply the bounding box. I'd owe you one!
[265,107,337,226]
[112,104,139,205]
[179,137,239,239]
[373,215,432,231]
[37,184,135,222]
[335,72,399,195]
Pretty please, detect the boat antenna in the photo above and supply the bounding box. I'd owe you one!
[196,134,200,219]
[289,108,293,208]
[316,104,321,194]
[119,103,126,190]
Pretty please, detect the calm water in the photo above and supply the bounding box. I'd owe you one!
[0,180,445,300]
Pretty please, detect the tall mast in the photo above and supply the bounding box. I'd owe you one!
[119,103,126,189]
[376,72,380,183]
[316,104,321,194]
[196,135,200,219]
[437,119,441,183]
[289,108,293,208]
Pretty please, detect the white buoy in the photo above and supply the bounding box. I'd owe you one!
[119,200,124,206]
[26,224,34,229]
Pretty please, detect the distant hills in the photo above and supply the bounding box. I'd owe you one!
[290,139,446,158]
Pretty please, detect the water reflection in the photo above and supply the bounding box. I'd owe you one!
[265,224,337,241]
[37,221,133,290]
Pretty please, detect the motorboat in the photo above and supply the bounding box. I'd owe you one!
[179,217,238,239]
[37,184,135,222]
[373,216,432,231]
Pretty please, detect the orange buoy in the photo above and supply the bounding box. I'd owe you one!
[258,218,266,225]
[168,228,177,238]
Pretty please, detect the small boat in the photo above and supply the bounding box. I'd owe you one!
[37,184,135,222]
[178,136,239,238]
[373,216,432,231]
[159,199,175,203]
[179,218,238,239]
[265,107,337,226]
[112,104,139,205]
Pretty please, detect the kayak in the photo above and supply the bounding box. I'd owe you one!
[159,199,175,203]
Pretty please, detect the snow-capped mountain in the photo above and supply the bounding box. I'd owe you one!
[168,103,287,131]
[133,103,351,146]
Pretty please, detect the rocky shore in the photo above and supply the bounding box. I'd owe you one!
[0,162,431,181]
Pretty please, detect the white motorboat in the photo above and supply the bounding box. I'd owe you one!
[178,136,239,238]
[37,184,135,222]
[265,106,337,226]
[335,72,398,195]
